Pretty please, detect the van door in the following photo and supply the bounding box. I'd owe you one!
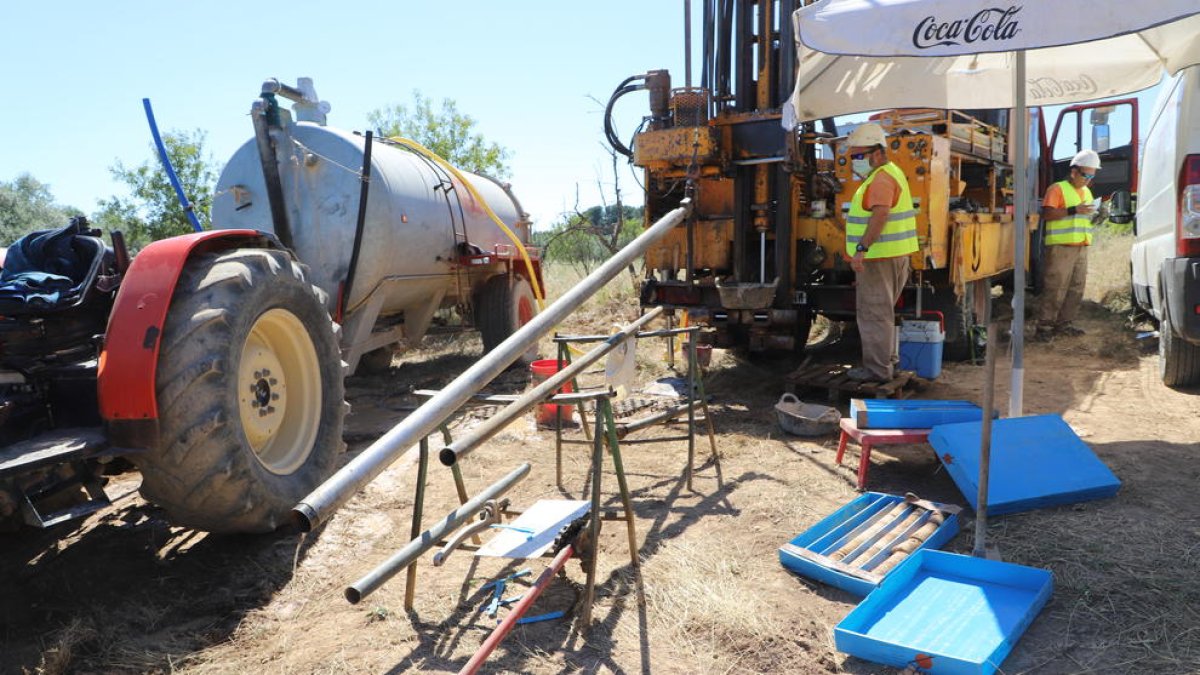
[1045,99,1139,201]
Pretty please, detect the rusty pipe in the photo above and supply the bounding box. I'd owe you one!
[292,201,692,532]
[344,463,530,604]
[439,307,663,466]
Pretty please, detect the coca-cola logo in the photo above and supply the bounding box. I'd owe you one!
[1027,75,1099,100]
[913,6,1022,49]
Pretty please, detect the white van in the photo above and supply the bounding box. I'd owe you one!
[1130,65,1200,387]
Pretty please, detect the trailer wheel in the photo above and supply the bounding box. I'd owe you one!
[1159,300,1200,387]
[476,274,538,363]
[137,249,345,533]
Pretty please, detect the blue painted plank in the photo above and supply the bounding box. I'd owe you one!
[930,415,1121,515]
[836,550,1054,675]
[852,398,992,429]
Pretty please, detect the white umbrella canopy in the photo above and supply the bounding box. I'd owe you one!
[790,4,1200,120]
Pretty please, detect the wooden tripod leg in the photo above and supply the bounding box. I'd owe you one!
[694,360,721,474]
[580,409,604,628]
[601,398,646,608]
[443,425,482,547]
[405,437,430,611]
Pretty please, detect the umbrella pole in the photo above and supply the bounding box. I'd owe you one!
[1009,50,1028,418]
[973,322,1000,558]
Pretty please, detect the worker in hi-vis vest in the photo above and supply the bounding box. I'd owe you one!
[843,123,919,383]
[1035,149,1101,341]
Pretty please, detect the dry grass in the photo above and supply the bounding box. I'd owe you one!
[638,541,803,674]
[1085,230,1135,313]
[34,618,98,675]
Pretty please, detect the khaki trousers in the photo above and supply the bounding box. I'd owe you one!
[1037,244,1088,328]
[856,256,910,380]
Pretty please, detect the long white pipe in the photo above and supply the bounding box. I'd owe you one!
[1010,51,1028,418]
[292,200,692,531]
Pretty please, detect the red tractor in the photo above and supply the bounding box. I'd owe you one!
[0,79,541,533]
[0,222,343,532]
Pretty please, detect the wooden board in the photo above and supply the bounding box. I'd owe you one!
[784,364,928,401]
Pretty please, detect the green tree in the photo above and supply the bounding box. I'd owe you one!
[0,174,78,244]
[368,92,510,178]
[540,150,643,283]
[94,129,217,248]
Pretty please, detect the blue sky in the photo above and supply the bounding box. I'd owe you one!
[0,2,695,229]
[0,2,1167,231]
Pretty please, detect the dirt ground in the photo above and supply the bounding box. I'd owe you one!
[3,292,1200,674]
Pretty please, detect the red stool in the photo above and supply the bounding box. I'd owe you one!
[835,418,932,491]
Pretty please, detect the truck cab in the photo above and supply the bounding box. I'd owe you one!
[1130,65,1200,386]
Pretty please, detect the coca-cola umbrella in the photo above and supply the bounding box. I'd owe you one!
[789,0,1200,554]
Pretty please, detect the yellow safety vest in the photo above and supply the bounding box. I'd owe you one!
[1043,180,1094,246]
[845,162,919,259]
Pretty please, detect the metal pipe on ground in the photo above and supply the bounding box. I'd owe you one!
[292,200,691,532]
[459,542,576,675]
[439,307,664,467]
[615,401,696,439]
[344,463,530,604]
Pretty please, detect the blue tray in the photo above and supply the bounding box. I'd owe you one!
[851,398,991,430]
[779,492,960,596]
[836,550,1053,675]
[930,414,1121,515]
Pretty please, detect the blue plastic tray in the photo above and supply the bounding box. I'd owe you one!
[930,414,1121,515]
[836,550,1053,675]
[851,398,990,430]
[778,492,960,596]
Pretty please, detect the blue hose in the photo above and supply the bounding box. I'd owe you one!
[142,98,203,232]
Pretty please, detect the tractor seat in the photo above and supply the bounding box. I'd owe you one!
[0,223,108,316]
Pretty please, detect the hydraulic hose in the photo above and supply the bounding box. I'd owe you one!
[604,75,649,158]
[387,137,545,310]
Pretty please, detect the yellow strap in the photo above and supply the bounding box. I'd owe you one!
[387,136,546,310]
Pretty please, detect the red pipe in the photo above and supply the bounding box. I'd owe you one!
[459,544,574,675]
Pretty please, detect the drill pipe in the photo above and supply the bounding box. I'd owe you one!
[438,307,663,467]
[345,463,530,604]
[291,200,691,532]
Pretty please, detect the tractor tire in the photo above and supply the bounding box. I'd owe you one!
[476,274,538,363]
[1159,300,1200,387]
[137,248,346,533]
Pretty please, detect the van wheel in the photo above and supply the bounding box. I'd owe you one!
[1159,301,1200,387]
[476,275,538,364]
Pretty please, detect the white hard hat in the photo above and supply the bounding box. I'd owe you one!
[847,123,887,149]
[1070,149,1102,170]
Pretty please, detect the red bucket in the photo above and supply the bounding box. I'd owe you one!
[530,359,574,427]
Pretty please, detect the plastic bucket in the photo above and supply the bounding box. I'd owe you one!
[530,359,574,427]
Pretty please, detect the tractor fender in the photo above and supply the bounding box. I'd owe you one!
[99,230,280,449]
